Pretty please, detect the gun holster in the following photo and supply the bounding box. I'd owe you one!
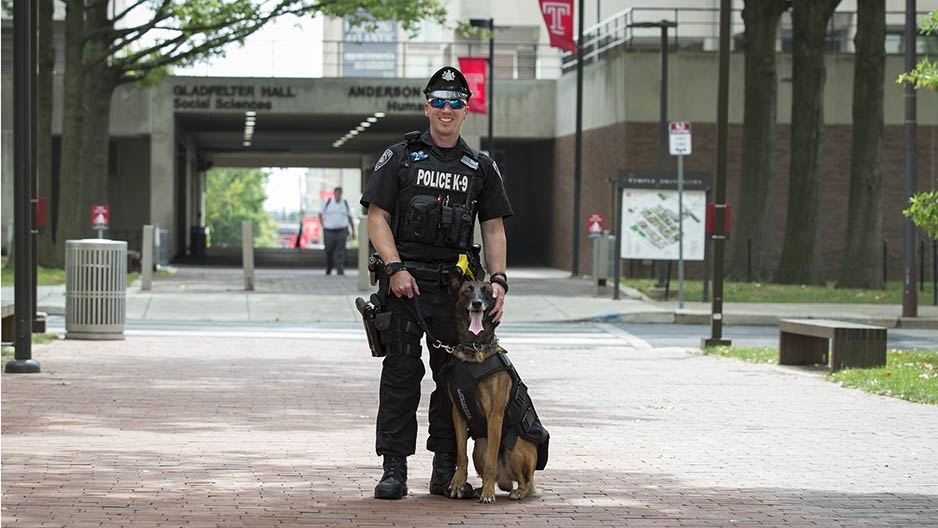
[356,293,386,357]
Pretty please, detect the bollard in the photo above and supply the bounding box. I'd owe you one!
[242,220,254,291]
[358,215,370,292]
[592,234,609,297]
[141,225,153,291]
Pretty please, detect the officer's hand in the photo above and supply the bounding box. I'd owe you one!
[490,282,506,323]
[391,270,419,298]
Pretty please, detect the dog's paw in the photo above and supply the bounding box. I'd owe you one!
[509,489,526,500]
[448,479,469,499]
[479,492,496,504]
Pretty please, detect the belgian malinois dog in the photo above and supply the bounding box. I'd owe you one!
[445,269,548,503]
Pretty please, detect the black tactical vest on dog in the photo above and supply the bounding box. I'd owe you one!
[446,351,550,470]
[393,133,482,251]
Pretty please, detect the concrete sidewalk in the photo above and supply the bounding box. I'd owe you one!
[9,264,938,328]
[3,265,938,526]
[3,328,937,526]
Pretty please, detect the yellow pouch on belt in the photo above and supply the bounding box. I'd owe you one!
[455,254,476,280]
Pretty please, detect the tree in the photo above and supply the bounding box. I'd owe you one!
[204,168,276,248]
[775,0,842,285]
[728,0,788,281]
[837,0,886,289]
[36,0,59,267]
[898,10,938,239]
[50,0,446,266]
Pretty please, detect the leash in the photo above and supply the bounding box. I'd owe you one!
[411,293,446,350]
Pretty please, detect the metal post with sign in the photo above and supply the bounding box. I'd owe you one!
[669,122,691,308]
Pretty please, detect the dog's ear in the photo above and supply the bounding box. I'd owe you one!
[448,266,465,295]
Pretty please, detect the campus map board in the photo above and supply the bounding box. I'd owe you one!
[620,188,706,261]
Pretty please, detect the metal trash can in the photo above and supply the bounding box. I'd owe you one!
[65,239,127,340]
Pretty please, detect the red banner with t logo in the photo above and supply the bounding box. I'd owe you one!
[539,0,576,53]
[457,57,487,114]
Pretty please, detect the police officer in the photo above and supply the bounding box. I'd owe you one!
[361,66,513,500]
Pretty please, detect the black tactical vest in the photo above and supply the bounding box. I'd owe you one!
[393,133,482,251]
[446,351,550,471]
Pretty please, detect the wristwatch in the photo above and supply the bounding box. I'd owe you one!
[385,261,406,277]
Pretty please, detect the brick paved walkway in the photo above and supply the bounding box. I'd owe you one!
[3,334,937,527]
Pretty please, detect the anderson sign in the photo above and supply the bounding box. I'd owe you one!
[173,84,297,111]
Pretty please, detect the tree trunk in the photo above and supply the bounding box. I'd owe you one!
[728,0,786,282]
[57,0,118,257]
[56,0,88,262]
[36,0,61,268]
[837,0,885,289]
[79,63,118,222]
[775,0,841,285]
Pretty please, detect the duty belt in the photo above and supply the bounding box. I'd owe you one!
[403,261,450,284]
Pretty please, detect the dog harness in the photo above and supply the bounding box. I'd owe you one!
[446,350,550,470]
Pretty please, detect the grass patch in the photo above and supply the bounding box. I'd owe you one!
[2,333,60,358]
[1,266,67,286]
[624,278,935,304]
[4,268,150,287]
[703,345,778,364]
[702,345,938,405]
[829,349,938,405]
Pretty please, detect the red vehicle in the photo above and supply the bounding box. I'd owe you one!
[293,217,321,249]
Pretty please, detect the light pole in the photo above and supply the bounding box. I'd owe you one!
[469,18,495,155]
[903,0,918,317]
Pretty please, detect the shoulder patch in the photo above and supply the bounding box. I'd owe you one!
[374,149,393,171]
[460,155,479,170]
[492,161,502,179]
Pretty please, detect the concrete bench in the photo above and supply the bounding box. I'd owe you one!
[778,319,887,372]
[2,301,14,342]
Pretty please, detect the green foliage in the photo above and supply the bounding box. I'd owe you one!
[898,11,938,238]
[204,168,277,248]
[71,0,448,85]
[897,11,938,90]
[903,187,938,238]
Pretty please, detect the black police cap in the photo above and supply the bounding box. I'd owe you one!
[423,66,472,100]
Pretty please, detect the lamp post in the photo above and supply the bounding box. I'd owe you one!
[628,19,676,287]
[469,18,495,155]
[902,0,918,317]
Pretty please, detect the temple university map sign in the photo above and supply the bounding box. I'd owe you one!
[616,169,712,261]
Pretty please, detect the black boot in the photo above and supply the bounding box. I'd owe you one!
[428,452,474,498]
[374,455,408,500]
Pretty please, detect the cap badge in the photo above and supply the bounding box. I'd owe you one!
[442,69,456,82]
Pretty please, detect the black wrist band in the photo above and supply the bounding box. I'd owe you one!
[490,277,509,293]
[491,272,507,281]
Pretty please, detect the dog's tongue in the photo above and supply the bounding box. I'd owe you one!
[469,311,484,335]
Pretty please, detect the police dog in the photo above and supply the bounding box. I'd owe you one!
[445,269,548,503]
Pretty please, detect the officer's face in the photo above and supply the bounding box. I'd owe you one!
[425,99,468,147]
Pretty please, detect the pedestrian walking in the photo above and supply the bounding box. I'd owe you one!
[319,186,355,275]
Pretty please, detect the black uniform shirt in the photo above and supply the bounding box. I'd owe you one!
[361,130,513,262]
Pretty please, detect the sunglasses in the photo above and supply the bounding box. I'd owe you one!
[429,98,467,110]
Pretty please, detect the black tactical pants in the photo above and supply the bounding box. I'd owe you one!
[375,275,458,458]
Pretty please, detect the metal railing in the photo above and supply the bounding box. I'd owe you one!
[561,7,937,72]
